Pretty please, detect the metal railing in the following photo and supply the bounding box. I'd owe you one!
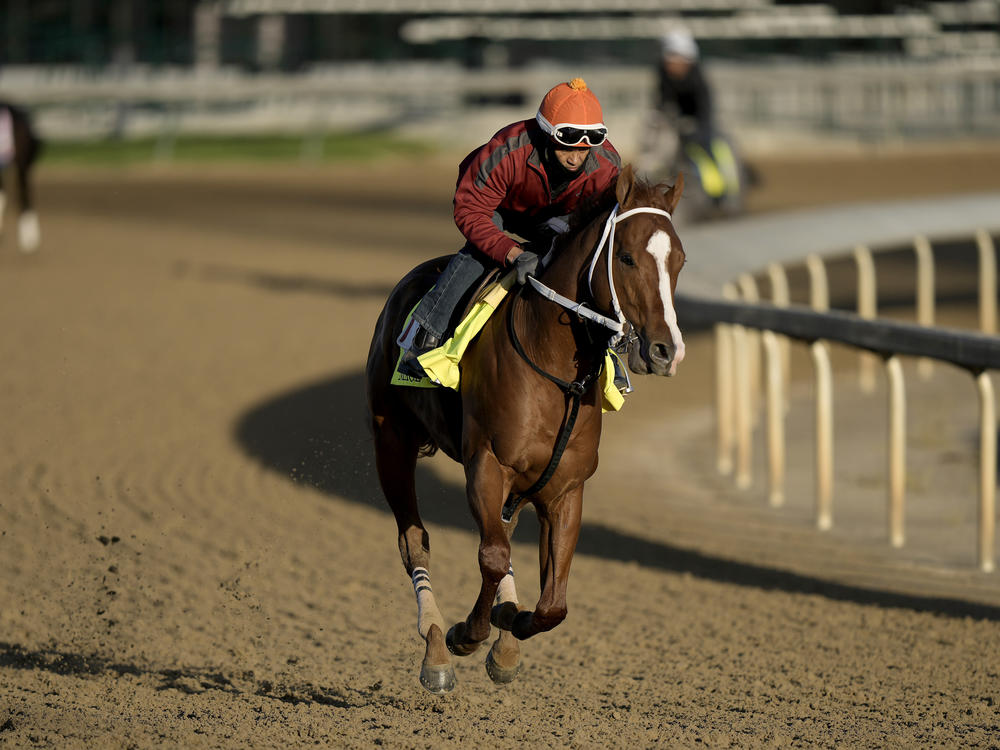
[677,227,1000,572]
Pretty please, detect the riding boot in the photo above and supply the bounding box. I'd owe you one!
[397,321,440,379]
[397,248,487,379]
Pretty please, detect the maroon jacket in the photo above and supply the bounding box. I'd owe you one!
[453,119,621,264]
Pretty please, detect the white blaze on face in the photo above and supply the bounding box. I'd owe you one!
[645,230,686,375]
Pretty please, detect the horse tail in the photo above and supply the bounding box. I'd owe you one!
[366,287,441,461]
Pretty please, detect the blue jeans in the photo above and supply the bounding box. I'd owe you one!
[412,245,491,340]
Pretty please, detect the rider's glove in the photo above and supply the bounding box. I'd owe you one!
[538,216,571,238]
[512,251,539,285]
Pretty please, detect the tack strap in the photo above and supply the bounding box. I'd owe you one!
[527,276,623,332]
[501,288,604,523]
[499,202,672,522]
[587,204,673,342]
[527,203,673,347]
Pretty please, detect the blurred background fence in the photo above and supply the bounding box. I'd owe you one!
[2,0,999,157]
[3,58,1000,156]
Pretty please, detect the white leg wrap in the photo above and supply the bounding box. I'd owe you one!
[495,564,518,605]
[412,567,446,639]
[18,211,39,253]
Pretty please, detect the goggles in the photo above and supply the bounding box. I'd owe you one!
[550,125,608,148]
[537,112,608,148]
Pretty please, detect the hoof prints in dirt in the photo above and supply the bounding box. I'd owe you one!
[0,640,356,708]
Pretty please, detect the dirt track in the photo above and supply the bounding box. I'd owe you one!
[2,146,1000,747]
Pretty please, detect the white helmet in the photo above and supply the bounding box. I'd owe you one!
[660,30,699,61]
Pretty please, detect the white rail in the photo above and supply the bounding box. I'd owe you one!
[713,227,1000,571]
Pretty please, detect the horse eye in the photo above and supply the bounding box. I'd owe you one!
[618,253,636,267]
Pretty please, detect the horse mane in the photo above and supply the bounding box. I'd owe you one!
[561,167,676,240]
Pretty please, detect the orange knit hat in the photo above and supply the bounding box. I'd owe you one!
[536,78,605,131]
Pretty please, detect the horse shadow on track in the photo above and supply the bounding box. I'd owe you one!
[234,370,1000,622]
[0,640,364,708]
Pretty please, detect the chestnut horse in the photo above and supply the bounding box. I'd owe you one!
[365,166,685,693]
[0,101,42,252]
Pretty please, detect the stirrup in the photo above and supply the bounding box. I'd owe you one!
[610,351,633,395]
[398,349,428,379]
[397,327,440,379]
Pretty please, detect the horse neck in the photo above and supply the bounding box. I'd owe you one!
[514,213,610,366]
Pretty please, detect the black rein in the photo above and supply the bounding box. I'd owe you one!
[500,282,608,523]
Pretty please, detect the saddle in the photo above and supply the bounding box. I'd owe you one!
[390,268,626,413]
[456,268,503,332]
[391,268,515,391]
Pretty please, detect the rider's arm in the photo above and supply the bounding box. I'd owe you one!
[453,133,526,265]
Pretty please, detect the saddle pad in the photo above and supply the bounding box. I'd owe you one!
[391,269,625,412]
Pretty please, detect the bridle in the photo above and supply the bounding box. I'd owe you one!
[500,202,673,523]
[528,203,673,347]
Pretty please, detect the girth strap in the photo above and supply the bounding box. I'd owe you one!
[500,288,605,523]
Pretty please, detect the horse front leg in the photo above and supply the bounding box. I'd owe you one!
[446,449,512,657]
[511,484,583,641]
[485,560,526,684]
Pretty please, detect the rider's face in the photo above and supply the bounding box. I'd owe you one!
[665,54,693,78]
[552,146,590,172]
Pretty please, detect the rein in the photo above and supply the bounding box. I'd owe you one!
[534,203,672,346]
[499,201,673,523]
[501,287,605,523]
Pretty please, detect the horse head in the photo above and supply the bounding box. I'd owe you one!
[593,165,686,377]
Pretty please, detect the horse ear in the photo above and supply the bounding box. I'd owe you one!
[663,173,684,215]
[615,164,637,208]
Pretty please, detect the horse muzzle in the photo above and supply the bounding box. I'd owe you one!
[629,335,685,377]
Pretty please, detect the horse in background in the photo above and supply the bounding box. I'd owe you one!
[365,166,686,693]
[0,101,42,252]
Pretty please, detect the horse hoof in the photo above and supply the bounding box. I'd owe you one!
[485,650,521,685]
[490,601,519,630]
[419,663,457,695]
[446,623,481,657]
[511,610,536,640]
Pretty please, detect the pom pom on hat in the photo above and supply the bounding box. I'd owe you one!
[537,78,605,130]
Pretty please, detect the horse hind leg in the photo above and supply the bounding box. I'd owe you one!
[485,562,524,684]
[372,415,455,694]
[410,568,455,694]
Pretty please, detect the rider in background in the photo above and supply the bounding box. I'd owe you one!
[650,30,741,205]
[656,30,715,153]
[398,77,621,378]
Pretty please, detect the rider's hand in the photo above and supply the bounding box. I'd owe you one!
[538,215,571,238]
[511,250,539,285]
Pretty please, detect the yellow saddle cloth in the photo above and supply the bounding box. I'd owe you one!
[391,270,625,412]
